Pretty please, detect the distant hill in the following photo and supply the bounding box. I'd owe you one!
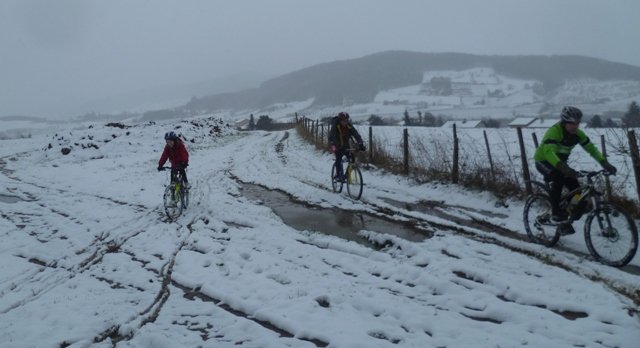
[184,51,640,112]
[0,115,47,122]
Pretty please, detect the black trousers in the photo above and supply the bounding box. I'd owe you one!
[171,168,188,185]
[535,162,579,218]
[334,148,351,177]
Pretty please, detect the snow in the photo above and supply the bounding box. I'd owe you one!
[1,115,639,347]
[264,68,640,125]
[509,117,537,127]
[440,120,484,128]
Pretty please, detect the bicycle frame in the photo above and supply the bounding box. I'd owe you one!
[162,166,185,186]
[524,170,638,266]
[558,171,607,220]
[331,148,364,199]
[161,166,191,221]
[343,150,355,172]
[532,171,604,211]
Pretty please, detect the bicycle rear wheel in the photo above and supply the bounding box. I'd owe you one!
[584,204,638,267]
[163,184,183,221]
[346,165,363,200]
[331,163,343,193]
[523,193,560,247]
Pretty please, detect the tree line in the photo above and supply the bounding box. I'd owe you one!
[366,101,640,128]
[589,101,640,128]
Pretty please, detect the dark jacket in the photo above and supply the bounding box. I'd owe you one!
[328,117,363,148]
[158,139,189,168]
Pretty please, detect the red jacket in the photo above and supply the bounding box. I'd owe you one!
[158,139,189,168]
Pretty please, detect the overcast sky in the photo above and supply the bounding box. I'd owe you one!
[2,0,639,119]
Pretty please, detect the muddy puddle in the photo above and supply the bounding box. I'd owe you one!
[0,194,21,203]
[240,184,429,247]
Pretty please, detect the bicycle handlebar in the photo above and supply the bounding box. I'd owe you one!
[576,169,611,178]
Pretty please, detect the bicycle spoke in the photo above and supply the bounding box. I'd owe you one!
[331,163,343,193]
[346,165,363,200]
[163,184,183,221]
[523,194,559,247]
[585,205,638,267]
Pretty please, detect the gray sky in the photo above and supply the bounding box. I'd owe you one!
[2,0,639,118]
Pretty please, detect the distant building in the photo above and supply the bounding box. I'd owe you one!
[525,118,560,128]
[234,119,250,130]
[609,118,624,127]
[508,117,537,128]
[441,119,485,128]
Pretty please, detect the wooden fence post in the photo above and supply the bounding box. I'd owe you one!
[601,135,612,199]
[532,132,539,148]
[627,130,640,202]
[321,124,324,147]
[517,127,532,195]
[403,128,409,175]
[369,126,373,163]
[452,124,459,184]
[483,130,495,180]
[315,120,319,144]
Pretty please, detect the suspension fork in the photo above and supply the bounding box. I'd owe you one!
[590,190,613,231]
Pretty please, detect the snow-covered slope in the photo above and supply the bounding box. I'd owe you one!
[1,116,639,347]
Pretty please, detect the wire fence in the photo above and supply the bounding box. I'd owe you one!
[297,116,640,212]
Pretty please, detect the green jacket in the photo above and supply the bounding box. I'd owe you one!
[533,122,604,167]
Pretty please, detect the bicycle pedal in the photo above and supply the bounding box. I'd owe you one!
[557,225,576,236]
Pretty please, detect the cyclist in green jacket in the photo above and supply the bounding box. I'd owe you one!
[533,106,617,235]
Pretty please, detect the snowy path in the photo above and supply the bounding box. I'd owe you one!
[0,119,639,347]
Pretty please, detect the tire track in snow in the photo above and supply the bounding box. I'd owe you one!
[224,130,640,306]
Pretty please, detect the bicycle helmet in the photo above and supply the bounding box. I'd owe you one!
[337,112,350,120]
[560,106,583,123]
[164,131,178,140]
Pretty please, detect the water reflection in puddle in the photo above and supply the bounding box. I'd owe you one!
[240,184,428,247]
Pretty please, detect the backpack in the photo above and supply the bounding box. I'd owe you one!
[330,116,340,128]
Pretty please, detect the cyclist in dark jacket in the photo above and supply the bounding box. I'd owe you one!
[157,131,190,186]
[533,106,616,235]
[328,112,365,180]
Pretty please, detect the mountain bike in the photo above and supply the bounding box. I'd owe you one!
[160,166,190,221]
[523,170,638,267]
[331,148,364,200]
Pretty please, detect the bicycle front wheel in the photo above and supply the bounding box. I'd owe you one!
[346,165,363,200]
[331,163,343,193]
[523,193,560,247]
[163,184,183,221]
[584,204,638,267]
[181,185,190,209]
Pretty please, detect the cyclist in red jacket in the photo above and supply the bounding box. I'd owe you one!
[157,131,190,186]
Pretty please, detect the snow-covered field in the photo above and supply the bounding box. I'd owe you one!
[282,68,640,124]
[1,115,639,347]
